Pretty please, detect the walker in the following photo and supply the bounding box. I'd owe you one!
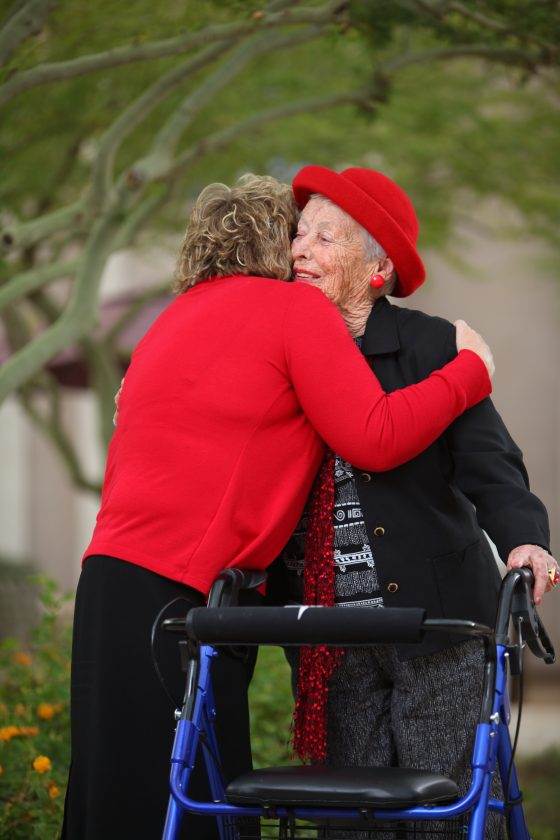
[160,566,555,839]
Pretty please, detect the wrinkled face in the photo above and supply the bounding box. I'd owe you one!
[291,196,374,311]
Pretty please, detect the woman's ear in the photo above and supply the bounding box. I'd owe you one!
[369,257,396,298]
[381,257,394,279]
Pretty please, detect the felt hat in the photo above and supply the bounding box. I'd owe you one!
[292,165,426,297]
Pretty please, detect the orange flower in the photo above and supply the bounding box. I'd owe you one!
[37,702,63,721]
[14,703,27,717]
[12,652,32,666]
[19,726,39,737]
[0,726,19,742]
[32,755,52,774]
[0,764,3,775]
[0,703,8,716]
[37,703,55,720]
[0,724,38,741]
[48,783,60,799]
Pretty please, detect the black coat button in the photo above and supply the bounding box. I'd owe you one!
[387,582,399,593]
[373,526,385,537]
[359,472,372,483]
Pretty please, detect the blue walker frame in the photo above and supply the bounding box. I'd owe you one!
[161,568,555,840]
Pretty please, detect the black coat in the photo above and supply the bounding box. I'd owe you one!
[269,296,550,660]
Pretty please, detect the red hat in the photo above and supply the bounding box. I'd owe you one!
[292,165,426,297]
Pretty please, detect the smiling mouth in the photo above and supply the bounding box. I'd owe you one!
[293,269,320,281]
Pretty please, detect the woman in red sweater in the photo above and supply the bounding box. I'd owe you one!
[62,175,493,840]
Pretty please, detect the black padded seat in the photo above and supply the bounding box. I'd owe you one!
[225,765,458,809]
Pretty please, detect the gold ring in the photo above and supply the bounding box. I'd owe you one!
[547,567,560,587]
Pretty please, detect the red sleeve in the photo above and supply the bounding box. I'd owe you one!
[283,284,492,471]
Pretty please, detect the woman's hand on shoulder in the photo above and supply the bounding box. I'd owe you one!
[113,378,125,426]
[454,319,495,379]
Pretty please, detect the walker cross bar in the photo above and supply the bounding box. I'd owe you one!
[179,604,494,647]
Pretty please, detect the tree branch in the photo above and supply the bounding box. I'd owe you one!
[3,45,238,250]
[447,1,515,34]
[19,378,102,495]
[1,300,32,354]
[1,199,87,253]
[0,0,348,107]
[110,185,170,252]
[105,281,171,345]
[384,43,541,74]
[128,25,329,185]
[403,0,558,58]
[0,208,120,403]
[80,337,122,448]
[24,286,122,450]
[0,298,99,494]
[0,258,80,311]
[166,88,375,181]
[448,0,558,55]
[89,41,235,210]
[0,0,57,68]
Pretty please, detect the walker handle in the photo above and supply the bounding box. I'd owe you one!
[495,567,555,663]
[206,568,267,608]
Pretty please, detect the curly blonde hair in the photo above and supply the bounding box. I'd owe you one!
[173,174,298,293]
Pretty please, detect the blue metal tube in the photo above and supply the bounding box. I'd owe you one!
[163,720,198,840]
[492,646,508,716]
[200,689,230,840]
[162,794,184,840]
[497,720,530,839]
[467,765,492,839]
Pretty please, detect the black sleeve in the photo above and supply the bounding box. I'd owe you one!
[442,330,550,562]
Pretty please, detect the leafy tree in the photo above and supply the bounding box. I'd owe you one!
[0,0,558,491]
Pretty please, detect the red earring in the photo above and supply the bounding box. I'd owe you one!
[370,274,385,289]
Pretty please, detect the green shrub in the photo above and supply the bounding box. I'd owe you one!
[518,747,560,840]
[249,646,295,768]
[0,578,71,840]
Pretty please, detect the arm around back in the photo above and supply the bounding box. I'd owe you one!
[283,283,492,471]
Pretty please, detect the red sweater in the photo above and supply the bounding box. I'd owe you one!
[84,275,491,594]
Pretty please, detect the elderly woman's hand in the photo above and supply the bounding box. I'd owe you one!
[507,545,559,606]
[454,319,495,379]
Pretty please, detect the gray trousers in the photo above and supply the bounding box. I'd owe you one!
[289,639,504,839]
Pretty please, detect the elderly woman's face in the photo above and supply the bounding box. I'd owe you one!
[291,196,374,312]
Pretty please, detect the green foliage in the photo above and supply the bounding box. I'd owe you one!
[1,1,559,248]
[249,645,295,767]
[518,747,560,840]
[351,0,560,52]
[0,578,71,839]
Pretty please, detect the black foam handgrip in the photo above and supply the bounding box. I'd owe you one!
[185,606,427,646]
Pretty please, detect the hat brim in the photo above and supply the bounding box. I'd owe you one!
[292,165,425,298]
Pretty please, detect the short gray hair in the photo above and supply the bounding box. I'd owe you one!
[361,229,386,262]
[309,193,396,294]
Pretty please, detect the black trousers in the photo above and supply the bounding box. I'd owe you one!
[61,555,259,840]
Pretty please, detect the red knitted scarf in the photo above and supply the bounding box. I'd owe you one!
[291,449,344,763]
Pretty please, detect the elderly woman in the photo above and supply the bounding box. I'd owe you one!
[62,174,494,840]
[273,166,557,839]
